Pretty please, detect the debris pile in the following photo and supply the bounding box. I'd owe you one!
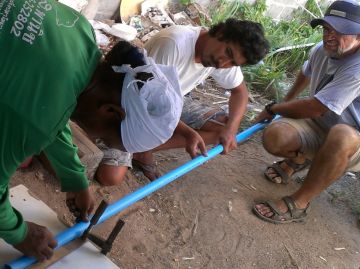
[89,1,210,51]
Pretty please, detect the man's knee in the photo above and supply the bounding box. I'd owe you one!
[212,114,228,124]
[96,165,126,186]
[262,122,301,155]
[326,124,360,155]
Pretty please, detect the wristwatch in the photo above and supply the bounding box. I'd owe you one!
[265,101,277,116]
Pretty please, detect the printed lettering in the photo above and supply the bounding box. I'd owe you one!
[23,1,34,10]
[0,0,14,30]
[14,21,24,31]
[22,32,35,44]
[17,14,28,24]
[27,21,39,34]
[34,8,44,20]
[31,15,41,26]
[8,0,52,44]
[20,7,30,17]
[10,25,20,37]
[38,0,51,12]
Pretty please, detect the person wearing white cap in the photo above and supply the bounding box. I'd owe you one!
[72,41,186,186]
[253,0,360,224]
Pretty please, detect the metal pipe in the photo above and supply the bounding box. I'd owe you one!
[5,119,275,269]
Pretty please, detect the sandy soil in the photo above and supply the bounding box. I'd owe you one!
[4,2,360,268]
[10,129,360,269]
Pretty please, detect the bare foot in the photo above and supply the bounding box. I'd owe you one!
[254,199,289,219]
[133,151,154,165]
[133,151,161,181]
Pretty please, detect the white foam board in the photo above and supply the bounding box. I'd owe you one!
[0,185,120,269]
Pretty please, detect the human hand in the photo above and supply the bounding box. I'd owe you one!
[218,128,237,154]
[66,187,94,222]
[184,130,207,159]
[254,109,275,123]
[14,222,57,261]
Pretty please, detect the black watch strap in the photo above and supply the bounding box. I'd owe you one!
[265,101,277,116]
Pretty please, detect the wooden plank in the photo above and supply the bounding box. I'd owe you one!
[29,239,85,269]
[38,121,103,181]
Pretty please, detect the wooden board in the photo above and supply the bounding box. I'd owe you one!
[38,121,103,181]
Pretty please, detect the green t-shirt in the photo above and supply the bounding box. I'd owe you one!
[0,0,101,244]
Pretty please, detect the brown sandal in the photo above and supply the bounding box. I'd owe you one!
[253,196,309,224]
[264,159,311,184]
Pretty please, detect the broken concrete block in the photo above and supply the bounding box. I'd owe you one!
[140,29,159,43]
[170,11,196,26]
[185,3,212,25]
[141,1,175,28]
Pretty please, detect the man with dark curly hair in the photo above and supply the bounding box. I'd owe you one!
[129,19,270,181]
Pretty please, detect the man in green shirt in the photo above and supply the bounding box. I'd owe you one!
[1,0,101,260]
[0,0,183,261]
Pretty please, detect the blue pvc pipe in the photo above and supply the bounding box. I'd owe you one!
[5,118,277,269]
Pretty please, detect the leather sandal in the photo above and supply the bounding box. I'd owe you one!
[264,159,311,184]
[253,196,309,224]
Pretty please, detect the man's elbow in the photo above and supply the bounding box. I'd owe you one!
[231,85,248,100]
[309,98,329,117]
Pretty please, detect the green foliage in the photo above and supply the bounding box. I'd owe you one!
[292,0,328,22]
[208,0,242,25]
[354,202,360,218]
[329,191,346,203]
[179,0,194,6]
[205,0,326,100]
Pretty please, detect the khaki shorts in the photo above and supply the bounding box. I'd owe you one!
[96,139,132,168]
[274,118,360,172]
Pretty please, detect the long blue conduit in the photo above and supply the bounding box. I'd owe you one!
[5,119,276,269]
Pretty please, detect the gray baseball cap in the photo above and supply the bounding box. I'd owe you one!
[311,0,360,34]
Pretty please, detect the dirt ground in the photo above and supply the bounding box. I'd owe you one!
[7,19,360,266]
[4,2,360,268]
[11,126,360,269]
